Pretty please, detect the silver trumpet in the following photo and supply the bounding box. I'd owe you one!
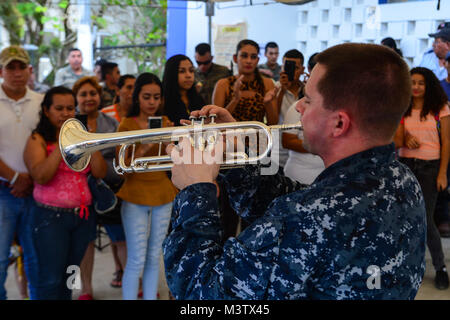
[59,115,302,174]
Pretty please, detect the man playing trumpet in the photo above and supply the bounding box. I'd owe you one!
[163,43,427,300]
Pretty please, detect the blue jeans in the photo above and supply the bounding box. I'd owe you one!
[121,200,172,300]
[31,204,95,300]
[0,186,37,300]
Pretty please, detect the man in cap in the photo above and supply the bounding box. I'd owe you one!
[418,24,450,81]
[54,48,94,89]
[0,45,42,300]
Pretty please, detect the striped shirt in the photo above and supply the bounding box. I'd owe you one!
[101,104,121,123]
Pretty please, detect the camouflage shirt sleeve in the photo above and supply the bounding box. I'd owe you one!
[163,182,293,299]
[222,165,306,223]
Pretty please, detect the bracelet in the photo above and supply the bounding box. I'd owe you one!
[10,172,19,185]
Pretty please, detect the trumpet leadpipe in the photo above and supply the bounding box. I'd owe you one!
[59,118,302,173]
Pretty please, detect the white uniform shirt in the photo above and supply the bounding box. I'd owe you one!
[270,89,298,169]
[282,103,325,185]
[0,86,42,176]
[418,50,448,81]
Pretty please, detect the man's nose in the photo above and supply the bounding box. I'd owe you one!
[296,99,305,114]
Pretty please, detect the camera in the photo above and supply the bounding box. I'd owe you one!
[284,60,296,82]
[148,116,162,129]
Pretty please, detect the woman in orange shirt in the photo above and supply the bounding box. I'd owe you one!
[394,67,450,290]
[116,73,177,300]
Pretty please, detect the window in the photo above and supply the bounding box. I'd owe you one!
[333,25,340,38]
[322,10,329,23]
[300,41,307,52]
[344,8,351,22]
[301,11,308,24]
[381,22,388,36]
[407,21,415,35]
[311,26,318,38]
[355,23,363,37]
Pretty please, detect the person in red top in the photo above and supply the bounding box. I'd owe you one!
[394,67,450,290]
[23,86,107,299]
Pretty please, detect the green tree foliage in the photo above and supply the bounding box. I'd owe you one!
[0,0,76,84]
[92,0,167,77]
[0,0,167,82]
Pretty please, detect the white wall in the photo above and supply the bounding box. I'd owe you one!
[296,0,450,67]
[186,0,299,67]
[186,0,450,69]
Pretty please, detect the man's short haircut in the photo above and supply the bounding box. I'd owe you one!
[308,52,319,72]
[118,74,136,89]
[69,48,81,55]
[95,58,108,67]
[283,49,304,65]
[195,43,211,56]
[315,43,411,141]
[101,62,118,80]
[265,42,278,53]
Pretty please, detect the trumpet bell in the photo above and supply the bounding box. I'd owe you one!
[59,118,92,172]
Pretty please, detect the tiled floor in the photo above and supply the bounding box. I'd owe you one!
[5,232,450,300]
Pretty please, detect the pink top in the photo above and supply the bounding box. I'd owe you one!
[399,105,450,160]
[33,144,92,212]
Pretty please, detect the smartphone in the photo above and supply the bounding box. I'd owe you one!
[148,116,162,129]
[284,60,296,82]
[75,114,88,129]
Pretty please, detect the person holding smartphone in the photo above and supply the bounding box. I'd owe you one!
[271,49,306,172]
[116,73,177,300]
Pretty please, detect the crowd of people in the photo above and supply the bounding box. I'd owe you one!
[0,21,449,300]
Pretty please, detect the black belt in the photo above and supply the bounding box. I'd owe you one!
[35,201,81,214]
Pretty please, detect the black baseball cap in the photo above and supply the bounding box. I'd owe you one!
[429,27,450,42]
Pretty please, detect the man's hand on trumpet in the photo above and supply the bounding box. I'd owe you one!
[180,105,236,126]
[166,136,222,191]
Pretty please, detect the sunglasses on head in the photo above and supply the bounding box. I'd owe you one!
[196,59,212,66]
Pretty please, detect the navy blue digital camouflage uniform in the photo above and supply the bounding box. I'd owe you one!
[163,144,426,299]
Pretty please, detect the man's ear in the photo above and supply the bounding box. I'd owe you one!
[233,54,237,64]
[332,111,351,138]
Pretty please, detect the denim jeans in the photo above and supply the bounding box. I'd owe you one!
[399,157,444,270]
[31,203,95,300]
[0,186,38,300]
[121,200,172,300]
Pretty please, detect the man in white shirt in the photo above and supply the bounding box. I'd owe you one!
[0,46,42,300]
[418,27,450,81]
[271,49,305,172]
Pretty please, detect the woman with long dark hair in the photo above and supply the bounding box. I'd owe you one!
[116,72,177,300]
[24,86,107,299]
[394,66,450,290]
[212,39,278,125]
[162,54,205,126]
